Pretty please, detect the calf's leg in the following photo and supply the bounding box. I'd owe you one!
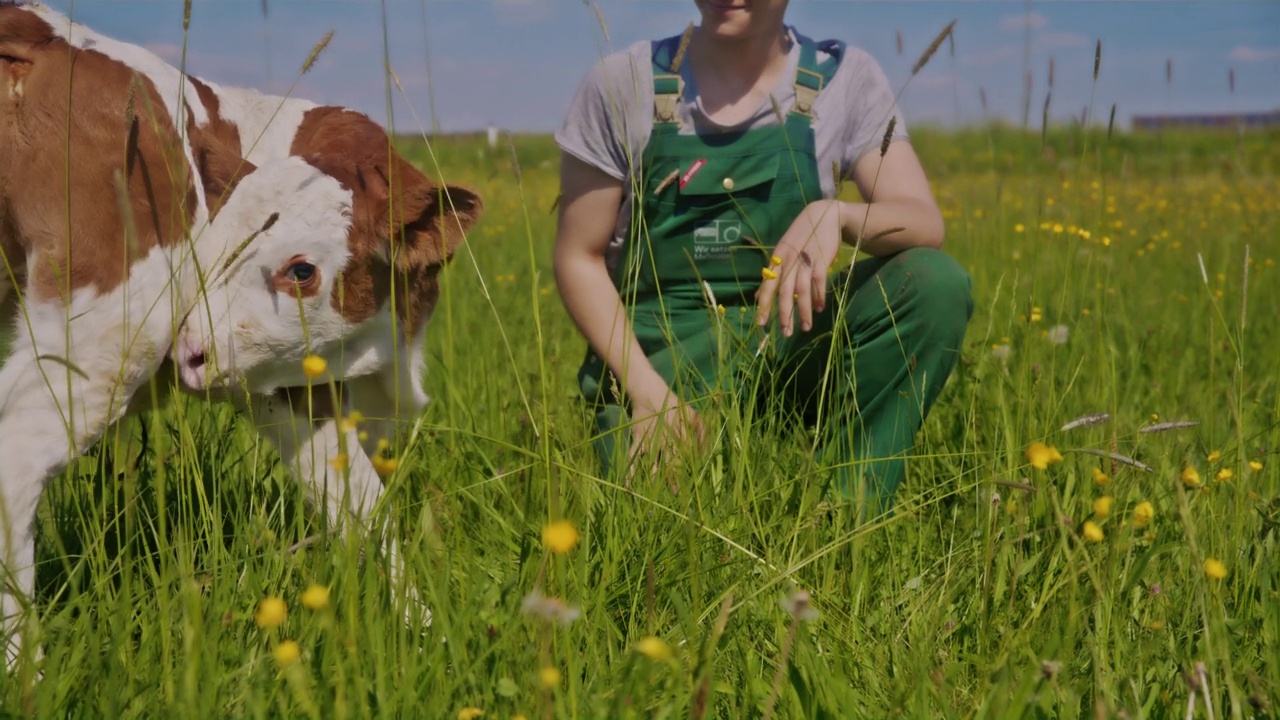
[0,322,155,667]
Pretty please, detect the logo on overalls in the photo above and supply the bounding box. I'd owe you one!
[693,219,741,260]
[679,158,707,190]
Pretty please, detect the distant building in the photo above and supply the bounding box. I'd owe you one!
[1132,109,1280,131]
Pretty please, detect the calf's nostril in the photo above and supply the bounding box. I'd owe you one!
[187,350,206,370]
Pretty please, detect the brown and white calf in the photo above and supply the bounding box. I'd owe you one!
[1,3,480,664]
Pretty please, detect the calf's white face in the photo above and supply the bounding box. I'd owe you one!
[174,156,359,394]
[172,150,482,398]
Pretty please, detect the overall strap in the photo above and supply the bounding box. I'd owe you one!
[789,27,845,121]
[651,23,694,127]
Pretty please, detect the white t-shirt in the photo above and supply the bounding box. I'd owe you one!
[555,27,908,268]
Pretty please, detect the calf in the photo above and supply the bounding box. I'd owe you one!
[1,3,480,665]
[164,25,482,602]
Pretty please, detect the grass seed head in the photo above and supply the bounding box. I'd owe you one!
[880,116,897,157]
[301,30,334,76]
[911,20,956,76]
[1062,412,1110,432]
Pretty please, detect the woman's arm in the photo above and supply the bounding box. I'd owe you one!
[553,153,699,449]
[839,139,945,255]
[756,139,945,336]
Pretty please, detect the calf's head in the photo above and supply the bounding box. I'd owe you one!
[173,150,481,398]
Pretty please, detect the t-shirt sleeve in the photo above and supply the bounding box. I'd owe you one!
[841,48,909,168]
[554,47,651,182]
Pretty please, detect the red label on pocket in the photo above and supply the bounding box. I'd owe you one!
[678,158,707,190]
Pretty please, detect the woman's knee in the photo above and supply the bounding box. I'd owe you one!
[889,247,973,321]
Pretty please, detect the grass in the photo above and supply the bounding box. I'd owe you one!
[2,123,1278,718]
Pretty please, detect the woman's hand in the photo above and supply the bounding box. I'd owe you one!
[755,199,845,337]
[627,381,704,482]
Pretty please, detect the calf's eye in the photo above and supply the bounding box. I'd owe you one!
[285,262,317,285]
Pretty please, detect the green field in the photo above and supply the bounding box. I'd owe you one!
[4,125,1279,718]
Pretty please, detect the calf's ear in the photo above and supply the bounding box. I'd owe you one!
[379,182,483,269]
[195,138,257,217]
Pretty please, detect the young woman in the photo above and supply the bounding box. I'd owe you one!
[553,0,972,511]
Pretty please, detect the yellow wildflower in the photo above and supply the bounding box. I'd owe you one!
[1082,521,1104,543]
[1215,468,1233,483]
[301,584,330,611]
[1092,467,1110,486]
[761,267,779,281]
[1249,460,1264,472]
[635,636,673,662]
[329,452,348,472]
[1026,442,1064,470]
[770,254,783,267]
[1092,496,1113,519]
[1014,223,1025,233]
[1181,466,1202,488]
[457,709,484,720]
[302,355,328,379]
[1203,558,1227,580]
[273,640,301,667]
[338,410,364,433]
[538,666,561,689]
[541,520,580,554]
[1133,501,1154,528]
[254,596,287,629]
[1207,449,1222,462]
[372,454,399,478]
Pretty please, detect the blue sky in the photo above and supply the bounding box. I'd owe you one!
[42,1,1280,134]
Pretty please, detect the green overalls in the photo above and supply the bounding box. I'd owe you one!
[578,28,973,512]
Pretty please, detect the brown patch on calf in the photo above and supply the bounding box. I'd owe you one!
[288,106,482,336]
[0,6,252,301]
[187,75,250,216]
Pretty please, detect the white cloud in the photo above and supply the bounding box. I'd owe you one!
[999,13,1048,32]
[1229,46,1280,62]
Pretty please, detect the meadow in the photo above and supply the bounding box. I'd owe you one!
[2,123,1278,718]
